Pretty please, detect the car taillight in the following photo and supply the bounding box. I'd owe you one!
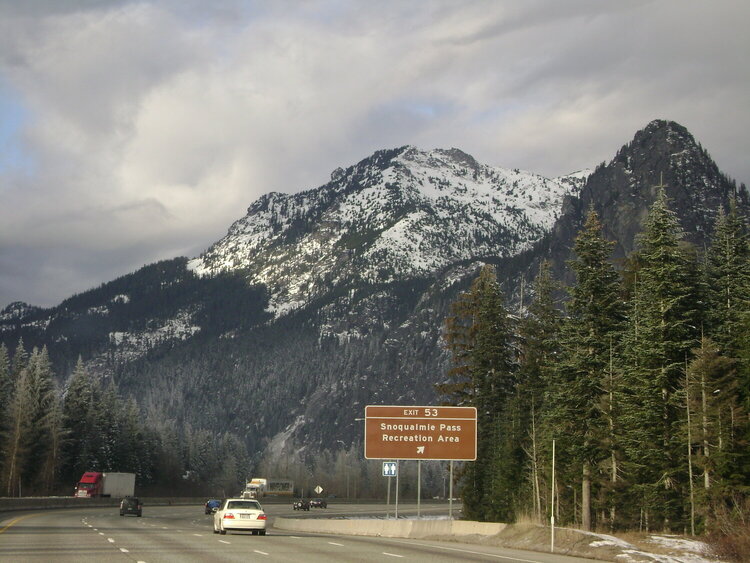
[258,514,267,520]
[223,513,235,519]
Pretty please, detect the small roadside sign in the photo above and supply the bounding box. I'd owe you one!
[382,461,397,477]
[314,485,323,494]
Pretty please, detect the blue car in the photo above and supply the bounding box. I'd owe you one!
[205,499,221,514]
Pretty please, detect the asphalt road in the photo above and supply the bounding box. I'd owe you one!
[0,502,601,562]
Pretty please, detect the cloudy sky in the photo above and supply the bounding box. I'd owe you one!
[1,0,748,308]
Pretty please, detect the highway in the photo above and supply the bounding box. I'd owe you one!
[0,502,600,562]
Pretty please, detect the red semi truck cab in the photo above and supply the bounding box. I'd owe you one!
[75,471,103,497]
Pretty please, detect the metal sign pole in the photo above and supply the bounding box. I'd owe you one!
[449,460,454,519]
[387,475,391,519]
[395,460,399,519]
[551,439,556,553]
[417,460,421,518]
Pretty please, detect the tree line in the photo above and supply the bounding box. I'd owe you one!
[0,344,249,497]
[439,189,750,534]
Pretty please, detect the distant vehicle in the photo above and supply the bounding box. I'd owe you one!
[242,478,294,498]
[310,498,327,508]
[213,498,267,535]
[75,472,135,498]
[292,499,310,511]
[205,499,221,514]
[119,496,142,517]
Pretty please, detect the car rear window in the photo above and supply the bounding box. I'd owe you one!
[227,501,260,510]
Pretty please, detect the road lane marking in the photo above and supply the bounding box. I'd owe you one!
[219,540,230,544]
[328,542,344,546]
[193,533,203,537]
[0,513,39,534]
[119,548,129,553]
[383,553,404,558]
[254,550,269,555]
[107,538,115,543]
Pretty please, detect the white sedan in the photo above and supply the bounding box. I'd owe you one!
[213,498,267,535]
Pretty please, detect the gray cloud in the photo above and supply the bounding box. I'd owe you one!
[1,0,749,307]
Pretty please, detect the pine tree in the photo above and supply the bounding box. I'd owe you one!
[23,347,59,493]
[620,188,701,531]
[517,261,562,521]
[545,208,625,530]
[3,365,34,495]
[61,358,98,482]
[437,264,515,521]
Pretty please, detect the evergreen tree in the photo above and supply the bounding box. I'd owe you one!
[437,264,515,521]
[545,208,625,530]
[516,261,562,521]
[620,189,701,531]
[3,364,34,495]
[61,358,98,482]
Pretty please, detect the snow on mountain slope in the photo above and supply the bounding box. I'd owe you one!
[188,146,588,316]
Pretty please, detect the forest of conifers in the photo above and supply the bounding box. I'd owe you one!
[0,346,252,497]
[439,189,750,535]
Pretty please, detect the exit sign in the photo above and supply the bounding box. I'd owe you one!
[364,405,477,461]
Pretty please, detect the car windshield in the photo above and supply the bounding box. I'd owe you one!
[227,501,260,510]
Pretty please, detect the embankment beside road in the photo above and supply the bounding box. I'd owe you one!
[273,518,718,562]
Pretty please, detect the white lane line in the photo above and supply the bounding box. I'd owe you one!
[328,542,344,546]
[383,553,404,558]
[107,538,115,543]
[219,540,230,544]
[119,548,129,553]
[193,533,203,537]
[253,550,269,556]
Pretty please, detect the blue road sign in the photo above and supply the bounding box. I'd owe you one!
[382,461,397,477]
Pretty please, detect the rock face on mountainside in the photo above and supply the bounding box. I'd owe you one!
[1,120,745,463]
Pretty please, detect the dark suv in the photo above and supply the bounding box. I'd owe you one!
[120,496,142,517]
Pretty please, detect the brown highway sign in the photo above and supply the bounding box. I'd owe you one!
[364,405,477,460]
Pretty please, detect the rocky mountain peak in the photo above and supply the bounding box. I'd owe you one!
[188,146,582,317]
[549,120,746,264]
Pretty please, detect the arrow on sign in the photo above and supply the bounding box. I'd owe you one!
[416,446,425,454]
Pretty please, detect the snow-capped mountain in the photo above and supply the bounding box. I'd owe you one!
[1,120,744,464]
[188,146,588,316]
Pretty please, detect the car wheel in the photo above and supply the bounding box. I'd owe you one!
[119,512,123,516]
[137,512,142,517]
[220,528,227,535]
[252,530,258,535]
[260,530,266,536]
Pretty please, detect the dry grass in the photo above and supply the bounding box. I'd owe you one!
[704,495,750,562]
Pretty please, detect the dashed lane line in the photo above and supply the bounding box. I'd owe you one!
[383,553,404,558]
[254,550,269,556]
[218,540,230,544]
[328,542,344,546]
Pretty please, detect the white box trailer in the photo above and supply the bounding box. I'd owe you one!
[101,472,135,497]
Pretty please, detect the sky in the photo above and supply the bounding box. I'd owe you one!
[1,0,749,308]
